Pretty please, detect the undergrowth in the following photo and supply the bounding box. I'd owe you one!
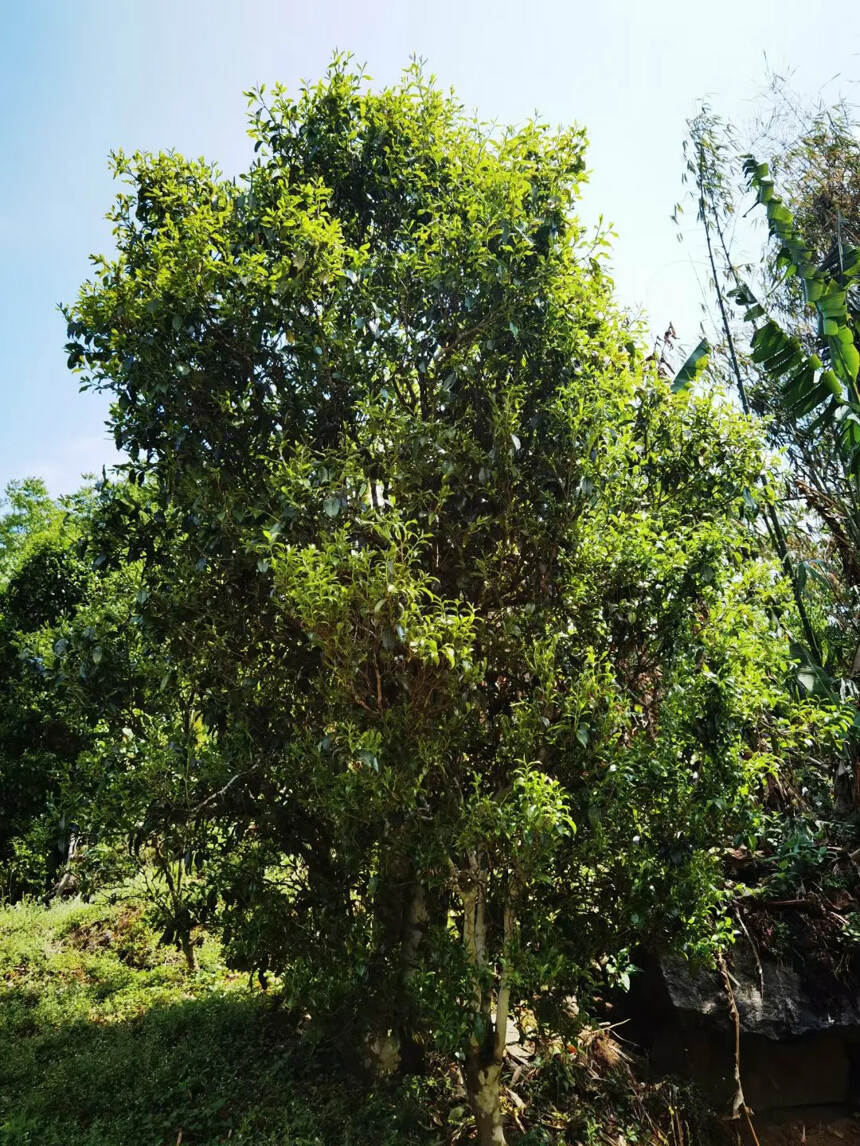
[0,895,719,1146]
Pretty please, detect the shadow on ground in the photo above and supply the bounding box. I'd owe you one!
[0,987,433,1146]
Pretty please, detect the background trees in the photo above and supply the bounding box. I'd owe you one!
[0,481,97,898]
[684,94,860,820]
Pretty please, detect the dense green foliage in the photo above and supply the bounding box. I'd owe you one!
[2,63,857,1145]
[0,481,95,899]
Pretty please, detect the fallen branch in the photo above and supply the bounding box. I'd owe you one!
[739,896,820,912]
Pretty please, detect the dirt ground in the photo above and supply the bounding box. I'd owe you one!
[740,1107,860,1144]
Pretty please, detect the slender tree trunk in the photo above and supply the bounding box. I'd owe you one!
[460,855,511,1146]
[402,882,428,972]
[363,856,428,1075]
[693,145,823,667]
[181,932,196,972]
[398,881,429,1072]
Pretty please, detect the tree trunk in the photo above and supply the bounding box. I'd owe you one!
[402,882,428,972]
[363,856,427,1075]
[398,882,429,1072]
[465,1055,506,1146]
[181,933,196,972]
[460,856,511,1146]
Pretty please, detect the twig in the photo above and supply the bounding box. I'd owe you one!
[743,1107,761,1146]
[716,952,761,1146]
[734,904,765,1000]
[190,767,257,814]
[742,897,819,911]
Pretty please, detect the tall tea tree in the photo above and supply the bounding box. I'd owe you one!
[67,61,807,1143]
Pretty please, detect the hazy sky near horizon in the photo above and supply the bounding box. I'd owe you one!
[1,0,858,494]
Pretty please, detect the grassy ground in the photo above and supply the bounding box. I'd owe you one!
[0,895,726,1146]
[0,895,442,1146]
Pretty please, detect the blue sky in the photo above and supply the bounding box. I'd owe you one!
[1,0,858,494]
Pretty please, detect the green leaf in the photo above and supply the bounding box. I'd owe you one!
[670,338,710,392]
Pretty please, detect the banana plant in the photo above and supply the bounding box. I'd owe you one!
[729,156,860,762]
[732,158,860,475]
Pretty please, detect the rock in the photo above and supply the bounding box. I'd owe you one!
[623,950,860,1113]
[661,946,860,1040]
[504,1017,521,1045]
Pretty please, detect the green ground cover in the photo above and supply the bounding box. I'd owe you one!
[0,896,439,1146]
[0,894,722,1146]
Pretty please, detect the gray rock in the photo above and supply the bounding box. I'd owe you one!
[661,947,860,1040]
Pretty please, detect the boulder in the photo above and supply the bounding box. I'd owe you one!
[626,948,860,1113]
